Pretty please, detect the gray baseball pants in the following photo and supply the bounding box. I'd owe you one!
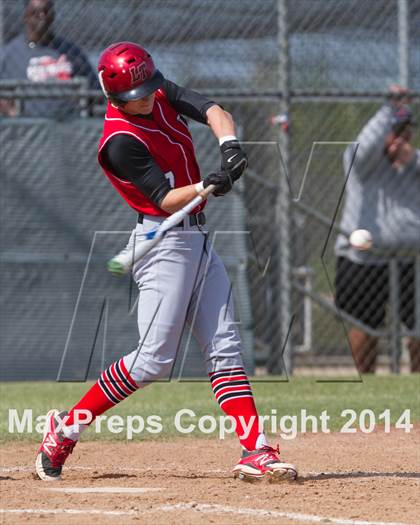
[122,216,244,386]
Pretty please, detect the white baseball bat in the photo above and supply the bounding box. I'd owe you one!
[107,184,216,275]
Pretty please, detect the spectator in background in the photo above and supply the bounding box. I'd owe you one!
[0,0,98,117]
[335,85,420,374]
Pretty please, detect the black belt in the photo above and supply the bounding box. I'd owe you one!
[137,211,206,228]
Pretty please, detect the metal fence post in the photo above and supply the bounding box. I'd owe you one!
[398,0,409,87]
[0,0,4,48]
[79,77,89,118]
[389,257,402,373]
[273,0,293,375]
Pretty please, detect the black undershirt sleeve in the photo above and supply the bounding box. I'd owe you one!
[162,79,216,124]
[101,80,216,206]
[102,134,171,206]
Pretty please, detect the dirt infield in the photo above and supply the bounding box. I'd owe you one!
[1,429,419,525]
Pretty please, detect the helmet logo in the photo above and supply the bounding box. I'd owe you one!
[129,62,148,85]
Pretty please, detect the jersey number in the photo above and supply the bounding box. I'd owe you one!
[164,171,175,188]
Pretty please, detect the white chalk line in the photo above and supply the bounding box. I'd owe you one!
[47,486,161,494]
[0,508,137,517]
[2,466,417,480]
[0,503,411,525]
[0,466,93,472]
[160,503,412,525]
[0,465,226,475]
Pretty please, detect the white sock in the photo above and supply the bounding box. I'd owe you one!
[255,432,269,449]
[61,424,87,442]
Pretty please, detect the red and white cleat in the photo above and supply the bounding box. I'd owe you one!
[233,445,297,482]
[35,409,77,481]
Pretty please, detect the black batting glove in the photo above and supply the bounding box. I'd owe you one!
[203,170,234,197]
[220,140,248,181]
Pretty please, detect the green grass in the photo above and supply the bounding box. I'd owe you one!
[1,376,419,443]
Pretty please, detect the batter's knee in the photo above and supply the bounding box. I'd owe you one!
[205,342,245,375]
[122,350,176,386]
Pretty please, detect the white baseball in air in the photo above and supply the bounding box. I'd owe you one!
[349,229,373,251]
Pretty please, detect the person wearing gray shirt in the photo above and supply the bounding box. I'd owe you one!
[0,0,98,118]
[335,85,420,373]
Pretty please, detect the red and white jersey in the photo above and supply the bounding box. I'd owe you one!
[98,89,204,216]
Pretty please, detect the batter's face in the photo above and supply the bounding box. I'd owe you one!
[121,93,156,115]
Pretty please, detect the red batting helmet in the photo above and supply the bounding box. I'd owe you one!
[97,41,164,103]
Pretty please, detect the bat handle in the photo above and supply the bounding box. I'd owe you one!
[107,184,217,275]
[198,183,216,199]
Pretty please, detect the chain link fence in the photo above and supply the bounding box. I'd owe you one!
[0,0,419,379]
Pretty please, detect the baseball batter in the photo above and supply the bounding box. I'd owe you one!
[35,41,297,482]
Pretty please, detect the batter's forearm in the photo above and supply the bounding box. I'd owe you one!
[206,105,237,142]
[159,185,202,214]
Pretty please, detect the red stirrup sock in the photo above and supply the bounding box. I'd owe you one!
[64,358,138,438]
[209,367,261,451]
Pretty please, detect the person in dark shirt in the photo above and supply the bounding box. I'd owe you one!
[0,0,98,117]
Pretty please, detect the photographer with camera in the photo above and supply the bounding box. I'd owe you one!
[335,85,420,373]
